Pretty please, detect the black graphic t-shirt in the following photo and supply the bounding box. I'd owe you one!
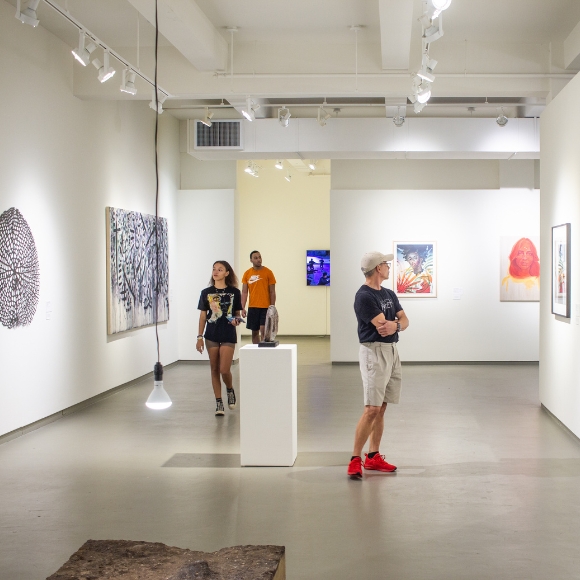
[354,285,402,343]
[197,285,242,343]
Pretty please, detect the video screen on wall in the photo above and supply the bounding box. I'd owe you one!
[306,250,330,286]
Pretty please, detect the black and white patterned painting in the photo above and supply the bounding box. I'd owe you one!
[107,207,169,334]
[0,207,40,329]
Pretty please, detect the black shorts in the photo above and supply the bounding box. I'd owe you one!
[247,307,268,331]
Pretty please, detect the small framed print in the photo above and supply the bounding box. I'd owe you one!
[552,223,570,317]
[394,242,437,298]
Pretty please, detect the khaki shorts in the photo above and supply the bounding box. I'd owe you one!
[359,342,402,406]
[205,340,235,349]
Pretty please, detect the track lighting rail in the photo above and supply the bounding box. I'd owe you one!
[41,0,170,97]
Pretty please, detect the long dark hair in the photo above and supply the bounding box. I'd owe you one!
[209,260,239,287]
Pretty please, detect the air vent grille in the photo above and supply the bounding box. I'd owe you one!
[195,120,242,149]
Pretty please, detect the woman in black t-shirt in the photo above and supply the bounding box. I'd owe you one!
[196,260,243,416]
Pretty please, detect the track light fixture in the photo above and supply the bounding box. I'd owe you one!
[317,106,332,127]
[149,89,168,114]
[417,54,437,83]
[244,161,259,177]
[72,31,97,66]
[421,0,452,27]
[275,160,284,170]
[278,107,291,128]
[242,97,260,122]
[120,69,137,95]
[409,1,450,110]
[15,0,40,27]
[200,107,214,127]
[308,160,318,171]
[414,101,426,114]
[431,0,452,15]
[417,82,432,103]
[496,108,508,127]
[285,172,292,182]
[93,49,115,83]
[393,107,405,127]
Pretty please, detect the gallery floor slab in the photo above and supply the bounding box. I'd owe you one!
[1,337,579,579]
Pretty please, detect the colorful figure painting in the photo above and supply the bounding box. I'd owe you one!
[306,250,330,286]
[394,242,436,298]
[552,223,570,317]
[500,236,540,301]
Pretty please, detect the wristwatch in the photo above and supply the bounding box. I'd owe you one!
[197,335,203,339]
[396,323,401,332]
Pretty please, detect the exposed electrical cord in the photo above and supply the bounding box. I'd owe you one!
[154,0,160,363]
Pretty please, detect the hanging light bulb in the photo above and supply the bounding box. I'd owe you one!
[146,362,172,410]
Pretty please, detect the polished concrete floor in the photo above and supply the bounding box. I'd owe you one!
[2,337,580,579]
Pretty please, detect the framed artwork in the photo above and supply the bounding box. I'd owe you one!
[551,223,570,317]
[306,250,330,286]
[107,207,169,334]
[500,236,540,302]
[394,242,436,298]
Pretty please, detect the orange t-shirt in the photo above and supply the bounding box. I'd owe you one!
[242,267,276,308]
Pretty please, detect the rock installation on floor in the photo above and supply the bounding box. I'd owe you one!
[46,540,285,580]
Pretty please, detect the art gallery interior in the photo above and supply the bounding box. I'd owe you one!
[2,0,580,577]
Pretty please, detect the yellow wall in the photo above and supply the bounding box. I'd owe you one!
[237,160,330,335]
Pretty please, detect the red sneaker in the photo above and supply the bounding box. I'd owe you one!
[364,453,397,472]
[347,456,363,479]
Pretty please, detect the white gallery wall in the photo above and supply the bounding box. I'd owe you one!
[331,160,540,362]
[0,0,180,437]
[540,72,580,438]
[237,160,331,336]
[177,189,235,360]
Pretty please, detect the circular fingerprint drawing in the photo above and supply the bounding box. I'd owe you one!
[0,208,40,328]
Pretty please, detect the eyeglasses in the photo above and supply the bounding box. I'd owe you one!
[379,261,391,267]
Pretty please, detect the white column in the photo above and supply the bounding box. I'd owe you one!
[239,344,297,466]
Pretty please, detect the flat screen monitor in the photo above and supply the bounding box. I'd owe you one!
[306,250,330,286]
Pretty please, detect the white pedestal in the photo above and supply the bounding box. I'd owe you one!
[239,344,297,466]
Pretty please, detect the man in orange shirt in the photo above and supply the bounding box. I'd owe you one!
[241,251,277,344]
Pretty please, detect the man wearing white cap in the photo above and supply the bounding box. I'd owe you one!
[347,251,409,479]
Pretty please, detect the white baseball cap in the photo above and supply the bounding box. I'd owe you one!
[361,251,394,274]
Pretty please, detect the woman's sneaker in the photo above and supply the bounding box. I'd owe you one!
[226,388,237,410]
[215,398,225,416]
[363,453,397,472]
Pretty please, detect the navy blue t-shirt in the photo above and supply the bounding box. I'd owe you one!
[354,285,402,343]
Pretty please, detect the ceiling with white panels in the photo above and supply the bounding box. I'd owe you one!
[8,0,580,120]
